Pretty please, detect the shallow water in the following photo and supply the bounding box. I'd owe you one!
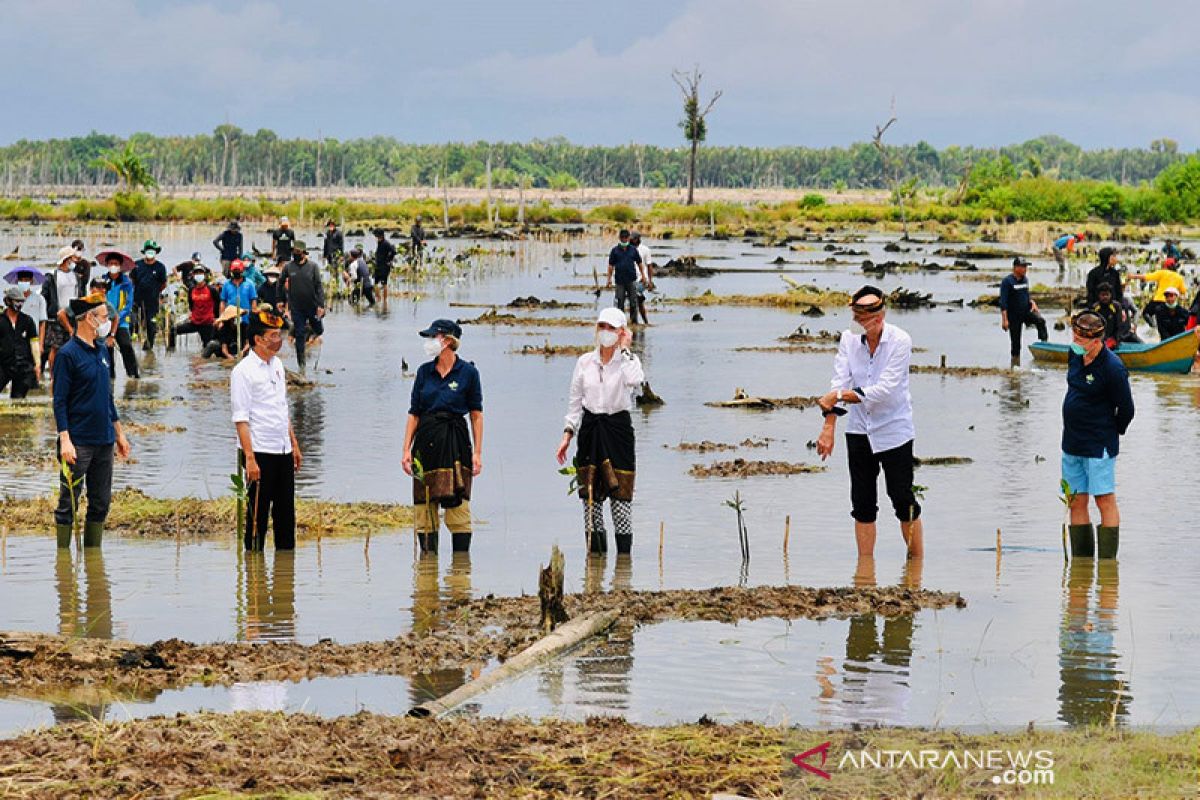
[1,223,1198,735]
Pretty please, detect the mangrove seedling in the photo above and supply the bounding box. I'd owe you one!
[558,456,581,496]
[58,457,85,547]
[725,491,750,564]
[1058,478,1076,563]
[411,452,439,543]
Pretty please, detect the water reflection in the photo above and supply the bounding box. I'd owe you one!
[408,553,474,705]
[51,548,114,724]
[290,390,326,492]
[1058,559,1130,726]
[237,550,297,642]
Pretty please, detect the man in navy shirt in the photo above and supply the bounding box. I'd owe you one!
[1061,311,1134,560]
[131,240,167,351]
[213,220,243,276]
[604,229,643,319]
[52,293,132,549]
[998,257,1048,362]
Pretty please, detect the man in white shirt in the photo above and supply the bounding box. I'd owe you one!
[231,309,302,551]
[815,286,923,561]
[630,232,653,326]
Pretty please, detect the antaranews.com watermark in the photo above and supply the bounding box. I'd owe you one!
[792,741,1055,786]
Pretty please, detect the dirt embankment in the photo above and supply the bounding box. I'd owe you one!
[0,712,1192,799]
[0,585,964,694]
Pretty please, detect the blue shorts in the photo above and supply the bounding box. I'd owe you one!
[1061,451,1116,497]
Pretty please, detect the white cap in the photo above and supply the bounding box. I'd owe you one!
[597,307,626,328]
[1164,286,1181,295]
[280,216,290,223]
[57,245,76,264]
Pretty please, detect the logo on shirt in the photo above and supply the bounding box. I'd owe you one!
[448,381,459,391]
[1085,374,1095,384]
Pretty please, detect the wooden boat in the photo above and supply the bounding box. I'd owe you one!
[1029,330,1199,374]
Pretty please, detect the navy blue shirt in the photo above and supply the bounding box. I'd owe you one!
[608,243,642,284]
[408,357,483,417]
[998,273,1032,316]
[1062,346,1134,458]
[53,337,119,446]
[131,258,167,302]
[214,229,243,261]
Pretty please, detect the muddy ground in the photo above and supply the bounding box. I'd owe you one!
[0,712,1192,799]
[0,585,964,695]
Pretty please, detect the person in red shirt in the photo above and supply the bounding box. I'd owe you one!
[174,265,220,346]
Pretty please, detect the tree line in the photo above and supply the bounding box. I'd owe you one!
[0,128,1189,192]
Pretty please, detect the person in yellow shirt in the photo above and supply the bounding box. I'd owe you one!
[1130,257,1188,329]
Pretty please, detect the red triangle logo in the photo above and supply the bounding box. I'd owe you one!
[792,741,832,780]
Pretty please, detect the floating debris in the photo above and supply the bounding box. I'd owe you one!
[506,295,587,310]
[655,256,716,277]
[511,342,593,357]
[689,459,826,478]
[706,389,822,410]
[669,438,773,452]
[635,382,665,406]
[458,310,591,327]
[913,456,975,467]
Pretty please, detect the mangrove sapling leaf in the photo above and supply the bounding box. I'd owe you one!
[1058,479,1076,562]
[558,456,582,495]
[59,457,85,543]
[411,452,438,539]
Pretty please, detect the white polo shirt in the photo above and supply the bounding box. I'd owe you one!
[230,349,292,454]
[829,322,915,453]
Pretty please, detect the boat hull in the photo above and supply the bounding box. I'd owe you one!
[1029,330,1199,374]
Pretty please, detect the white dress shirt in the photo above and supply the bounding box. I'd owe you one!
[636,243,652,283]
[829,322,915,453]
[230,350,292,454]
[564,348,645,433]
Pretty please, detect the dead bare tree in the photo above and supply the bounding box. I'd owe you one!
[672,66,722,206]
[871,107,911,240]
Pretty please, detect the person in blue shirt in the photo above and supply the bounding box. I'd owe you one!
[401,319,484,555]
[998,257,1048,362]
[102,253,139,380]
[52,293,132,549]
[1052,232,1085,271]
[1161,239,1182,263]
[219,260,259,319]
[1061,311,1135,560]
[604,229,643,319]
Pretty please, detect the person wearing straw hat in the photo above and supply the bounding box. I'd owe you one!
[41,246,85,376]
[402,319,484,555]
[816,286,924,562]
[1061,311,1135,560]
[556,307,644,554]
[0,286,39,398]
[102,253,139,380]
[212,303,251,360]
[131,240,167,351]
[231,308,300,551]
[52,292,132,549]
[174,264,221,348]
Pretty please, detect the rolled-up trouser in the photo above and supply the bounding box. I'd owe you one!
[54,442,115,526]
[0,361,35,398]
[614,281,638,314]
[846,434,920,524]
[291,307,324,367]
[107,326,139,379]
[413,499,472,534]
[136,297,160,347]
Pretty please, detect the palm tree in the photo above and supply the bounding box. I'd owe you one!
[92,142,158,191]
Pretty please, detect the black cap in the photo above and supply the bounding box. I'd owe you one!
[1096,281,1112,292]
[1013,256,1031,267]
[419,318,462,339]
[618,229,630,238]
[228,220,241,230]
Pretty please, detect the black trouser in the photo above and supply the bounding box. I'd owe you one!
[244,451,295,551]
[0,361,35,398]
[107,327,139,379]
[54,442,114,525]
[846,434,920,524]
[174,320,216,345]
[1007,310,1048,357]
[614,281,638,314]
[291,307,324,368]
[136,297,160,348]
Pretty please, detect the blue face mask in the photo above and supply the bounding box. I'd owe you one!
[1070,343,1087,356]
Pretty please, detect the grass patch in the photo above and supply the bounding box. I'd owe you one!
[666,286,851,309]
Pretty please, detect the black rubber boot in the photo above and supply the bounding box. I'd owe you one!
[451,532,472,552]
[82,521,103,548]
[1096,525,1119,559]
[418,531,439,554]
[588,528,607,554]
[615,534,632,555]
[55,524,73,549]
[1068,523,1095,558]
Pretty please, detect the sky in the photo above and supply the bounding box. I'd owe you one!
[3,0,1197,150]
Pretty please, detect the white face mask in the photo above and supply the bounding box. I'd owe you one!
[848,320,867,336]
[423,338,444,358]
[95,318,112,338]
[16,281,30,292]
[194,274,207,284]
[597,330,619,348]
[108,267,121,276]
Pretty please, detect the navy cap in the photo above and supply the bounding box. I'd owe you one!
[1012,256,1031,267]
[419,318,462,339]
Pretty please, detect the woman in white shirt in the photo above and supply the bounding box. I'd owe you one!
[555,308,645,554]
[815,286,923,561]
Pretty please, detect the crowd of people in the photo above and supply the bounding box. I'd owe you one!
[3,225,1195,570]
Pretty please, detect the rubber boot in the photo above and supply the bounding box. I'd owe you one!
[418,531,439,554]
[1068,523,1095,558]
[588,528,607,554]
[451,532,472,553]
[55,523,73,549]
[82,521,103,548]
[615,533,632,555]
[1096,525,1119,559]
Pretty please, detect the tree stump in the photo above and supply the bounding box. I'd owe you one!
[539,545,569,634]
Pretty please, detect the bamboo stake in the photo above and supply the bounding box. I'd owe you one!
[783,515,790,556]
[408,610,619,719]
[658,521,664,563]
[995,527,1001,552]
